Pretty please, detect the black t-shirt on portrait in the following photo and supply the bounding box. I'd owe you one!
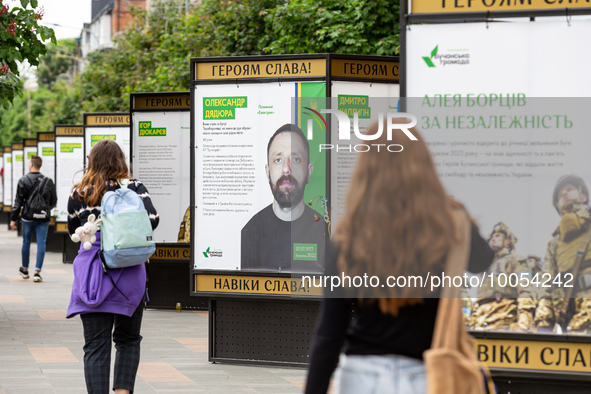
[241,204,327,273]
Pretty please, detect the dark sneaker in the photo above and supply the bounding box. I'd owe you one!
[19,268,29,279]
[33,273,42,282]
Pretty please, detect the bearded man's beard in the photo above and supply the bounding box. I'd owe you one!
[270,175,307,209]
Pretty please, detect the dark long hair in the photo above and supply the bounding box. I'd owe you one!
[73,139,129,206]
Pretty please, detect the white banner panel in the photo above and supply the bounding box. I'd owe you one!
[407,20,591,97]
[12,148,24,195]
[38,141,56,182]
[3,153,12,207]
[330,82,400,230]
[194,83,295,270]
[0,156,3,205]
[84,126,131,166]
[23,146,37,175]
[193,82,327,271]
[406,20,591,264]
[55,137,84,223]
[132,110,190,243]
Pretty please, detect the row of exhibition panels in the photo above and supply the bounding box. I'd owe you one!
[1,109,190,244]
[0,53,407,367]
[3,53,403,288]
[182,31,591,390]
[2,46,591,387]
[2,135,55,215]
[0,53,404,304]
[0,99,199,311]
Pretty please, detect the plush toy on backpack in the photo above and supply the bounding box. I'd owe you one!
[71,214,102,250]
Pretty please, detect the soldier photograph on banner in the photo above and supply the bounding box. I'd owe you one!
[460,174,591,335]
[469,222,535,332]
[535,175,591,334]
[405,16,591,340]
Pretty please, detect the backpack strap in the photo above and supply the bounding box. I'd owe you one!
[38,176,49,195]
[98,250,130,301]
[26,176,44,204]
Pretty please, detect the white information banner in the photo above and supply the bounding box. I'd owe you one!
[3,152,11,207]
[23,146,37,174]
[406,20,591,263]
[330,82,400,230]
[193,82,327,271]
[407,20,591,97]
[12,148,24,195]
[132,111,190,243]
[38,141,56,182]
[0,154,3,205]
[84,126,131,166]
[55,136,84,223]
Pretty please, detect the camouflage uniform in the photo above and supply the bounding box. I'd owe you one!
[177,206,190,243]
[525,255,545,324]
[526,255,543,300]
[461,287,473,327]
[527,255,542,276]
[535,175,591,333]
[470,223,536,331]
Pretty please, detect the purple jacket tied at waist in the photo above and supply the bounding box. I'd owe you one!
[67,232,147,318]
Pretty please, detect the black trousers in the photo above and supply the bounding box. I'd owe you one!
[80,303,144,393]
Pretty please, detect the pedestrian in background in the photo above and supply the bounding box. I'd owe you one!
[10,155,57,282]
[66,139,159,394]
[305,120,494,394]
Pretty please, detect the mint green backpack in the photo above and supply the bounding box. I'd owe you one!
[99,179,155,269]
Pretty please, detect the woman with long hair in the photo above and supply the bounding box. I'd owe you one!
[305,120,493,394]
[66,139,159,394]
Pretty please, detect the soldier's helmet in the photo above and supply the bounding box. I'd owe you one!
[527,255,542,269]
[488,222,517,250]
[552,175,589,212]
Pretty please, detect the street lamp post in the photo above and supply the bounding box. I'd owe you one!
[23,79,38,137]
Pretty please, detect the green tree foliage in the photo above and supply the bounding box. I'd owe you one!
[0,0,399,136]
[0,86,54,145]
[263,0,399,55]
[0,0,56,110]
[36,38,76,88]
[192,0,399,56]
[68,1,198,113]
[36,79,83,128]
[83,0,399,96]
[194,0,277,56]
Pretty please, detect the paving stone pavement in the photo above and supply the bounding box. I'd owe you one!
[0,223,307,393]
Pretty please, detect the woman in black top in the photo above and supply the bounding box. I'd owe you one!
[66,139,159,394]
[305,119,494,394]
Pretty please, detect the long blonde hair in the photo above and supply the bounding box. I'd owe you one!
[73,139,129,206]
[334,119,463,315]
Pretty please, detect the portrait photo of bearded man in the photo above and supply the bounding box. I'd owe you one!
[241,123,327,273]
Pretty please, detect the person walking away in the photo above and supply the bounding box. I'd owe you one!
[305,119,494,394]
[10,155,57,282]
[66,139,159,394]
